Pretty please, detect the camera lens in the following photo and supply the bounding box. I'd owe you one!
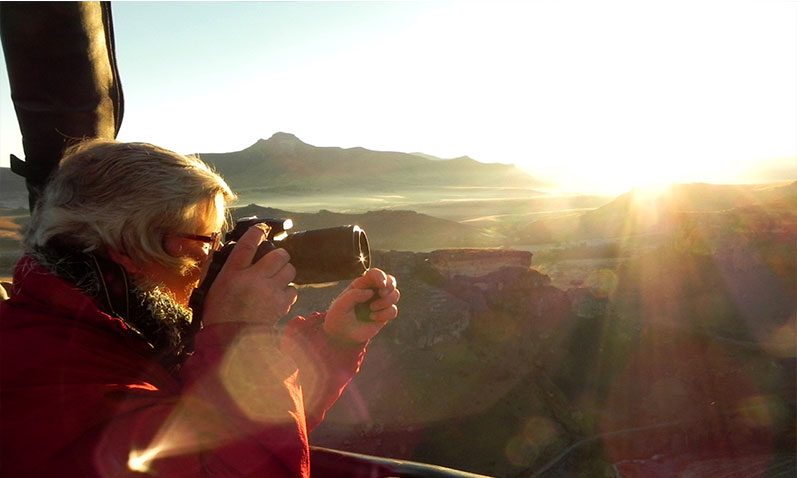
[277,225,370,284]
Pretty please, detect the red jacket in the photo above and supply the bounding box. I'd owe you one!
[0,256,367,477]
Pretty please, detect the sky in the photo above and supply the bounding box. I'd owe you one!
[1,0,795,194]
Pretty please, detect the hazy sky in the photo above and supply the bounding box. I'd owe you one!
[1,1,795,194]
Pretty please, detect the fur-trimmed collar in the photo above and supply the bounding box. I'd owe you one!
[31,240,193,373]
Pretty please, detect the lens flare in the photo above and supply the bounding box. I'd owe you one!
[128,444,164,473]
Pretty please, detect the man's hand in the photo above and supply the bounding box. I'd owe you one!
[201,224,298,327]
[323,268,400,345]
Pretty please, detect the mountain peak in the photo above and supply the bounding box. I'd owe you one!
[247,133,314,154]
[267,132,302,143]
[251,132,307,148]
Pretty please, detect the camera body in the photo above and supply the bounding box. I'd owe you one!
[188,216,371,321]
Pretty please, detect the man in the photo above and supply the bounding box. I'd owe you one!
[0,139,400,477]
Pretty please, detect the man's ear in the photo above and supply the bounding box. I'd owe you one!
[107,249,141,274]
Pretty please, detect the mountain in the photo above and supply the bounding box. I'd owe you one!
[509,181,797,244]
[0,133,547,209]
[198,132,547,194]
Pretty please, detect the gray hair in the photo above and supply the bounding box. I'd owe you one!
[26,139,236,274]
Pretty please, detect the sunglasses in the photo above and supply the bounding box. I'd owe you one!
[170,231,223,252]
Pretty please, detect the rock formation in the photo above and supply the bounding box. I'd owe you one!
[292,248,604,476]
[292,247,795,477]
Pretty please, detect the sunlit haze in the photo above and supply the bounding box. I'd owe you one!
[1,1,795,194]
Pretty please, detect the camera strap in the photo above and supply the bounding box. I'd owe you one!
[88,252,130,321]
[187,247,228,336]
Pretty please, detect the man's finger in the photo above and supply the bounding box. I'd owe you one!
[354,268,388,290]
[222,225,268,270]
[271,260,297,285]
[375,288,400,307]
[253,248,294,278]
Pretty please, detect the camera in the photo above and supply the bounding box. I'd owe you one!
[188,216,371,322]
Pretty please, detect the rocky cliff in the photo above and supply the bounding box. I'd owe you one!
[291,246,795,477]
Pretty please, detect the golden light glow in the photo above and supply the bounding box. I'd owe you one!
[128,444,164,473]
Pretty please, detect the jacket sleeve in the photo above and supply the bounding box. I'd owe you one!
[84,322,314,478]
[96,316,366,478]
[281,313,368,431]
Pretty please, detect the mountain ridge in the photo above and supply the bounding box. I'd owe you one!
[0,133,548,208]
[198,132,547,193]
[504,180,797,244]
